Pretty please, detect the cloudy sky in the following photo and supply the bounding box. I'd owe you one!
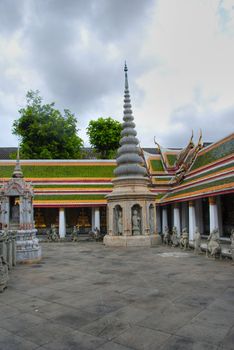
[1,0,234,148]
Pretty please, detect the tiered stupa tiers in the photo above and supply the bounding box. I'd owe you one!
[104,64,157,247]
[114,63,147,178]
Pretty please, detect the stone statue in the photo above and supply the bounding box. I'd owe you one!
[0,255,9,292]
[230,229,234,262]
[48,224,59,242]
[117,210,123,236]
[207,228,221,258]
[71,226,78,242]
[180,227,189,250]
[51,225,59,242]
[163,226,171,245]
[194,227,201,254]
[94,227,101,241]
[0,228,8,242]
[171,226,179,247]
[132,209,141,235]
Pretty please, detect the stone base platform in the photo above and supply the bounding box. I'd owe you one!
[12,229,42,263]
[103,234,159,247]
[16,246,42,264]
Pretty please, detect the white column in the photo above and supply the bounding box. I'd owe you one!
[162,207,168,232]
[189,201,196,241]
[173,203,181,236]
[59,208,66,238]
[209,197,218,233]
[94,207,100,230]
[156,206,161,234]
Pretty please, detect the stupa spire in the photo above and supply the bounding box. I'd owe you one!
[124,61,129,90]
[114,63,147,178]
[12,147,23,178]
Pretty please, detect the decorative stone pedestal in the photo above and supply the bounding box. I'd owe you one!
[13,229,41,263]
[105,177,158,247]
[0,149,42,264]
[104,234,158,247]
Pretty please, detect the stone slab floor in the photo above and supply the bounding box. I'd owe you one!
[0,242,234,350]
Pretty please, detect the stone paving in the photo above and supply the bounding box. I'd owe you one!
[0,242,234,350]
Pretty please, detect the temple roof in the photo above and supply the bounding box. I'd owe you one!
[0,133,233,206]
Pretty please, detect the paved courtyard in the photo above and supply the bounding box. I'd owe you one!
[0,242,234,350]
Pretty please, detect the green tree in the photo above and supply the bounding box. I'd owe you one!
[87,117,122,159]
[12,90,83,159]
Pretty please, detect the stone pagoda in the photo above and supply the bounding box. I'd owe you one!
[104,64,157,247]
[0,150,41,262]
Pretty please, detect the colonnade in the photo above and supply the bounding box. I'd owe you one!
[157,195,224,240]
[58,207,101,238]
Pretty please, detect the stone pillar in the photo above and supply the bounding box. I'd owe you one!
[209,197,218,233]
[12,236,16,266]
[162,207,168,232]
[189,201,196,241]
[125,202,131,236]
[143,204,149,236]
[173,203,181,236]
[156,206,162,234]
[2,198,9,228]
[153,204,157,235]
[59,208,66,238]
[94,207,100,231]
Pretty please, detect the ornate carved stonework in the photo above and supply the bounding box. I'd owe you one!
[104,64,157,247]
[0,152,41,263]
[0,254,8,292]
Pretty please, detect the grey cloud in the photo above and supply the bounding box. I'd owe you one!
[22,0,154,112]
[0,0,155,147]
[0,0,26,35]
[88,0,155,42]
[158,103,234,148]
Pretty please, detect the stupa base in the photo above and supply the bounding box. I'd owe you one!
[103,234,158,247]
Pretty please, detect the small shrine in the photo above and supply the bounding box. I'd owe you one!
[104,64,157,247]
[0,150,41,262]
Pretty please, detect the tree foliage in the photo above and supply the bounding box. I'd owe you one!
[87,117,122,159]
[12,90,83,159]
